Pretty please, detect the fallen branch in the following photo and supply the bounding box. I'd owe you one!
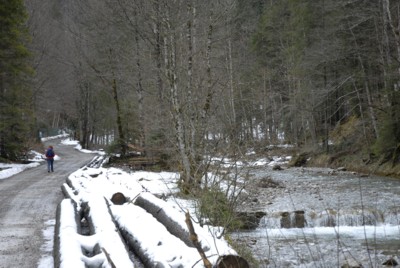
[101,247,116,268]
[185,211,212,268]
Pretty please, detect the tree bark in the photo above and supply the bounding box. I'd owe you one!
[111,203,197,268]
[112,76,127,156]
[133,7,146,149]
[186,0,197,161]
[153,0,164,101]
[78,79,90,149]
[134,193,195,248]
[227,39,237,132]
[163,9,192,189]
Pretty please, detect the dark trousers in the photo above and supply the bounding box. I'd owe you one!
[47,159,54,172]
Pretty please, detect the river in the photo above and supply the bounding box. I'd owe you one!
[232,166,400,267]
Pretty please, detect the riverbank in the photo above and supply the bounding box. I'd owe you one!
[295,150,400,179]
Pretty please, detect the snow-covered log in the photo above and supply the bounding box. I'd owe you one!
[133,192,245,266]
[65,176,83,195]
[55,199,112,268]
[134,192,194,248]
[61,183,73,199]
[81,195,135,268]
[54,199,85,268]
[61,183,80,208]
[111,204,202,267]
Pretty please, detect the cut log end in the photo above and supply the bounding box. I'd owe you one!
[215,255,250,268]
[111,192,127,205]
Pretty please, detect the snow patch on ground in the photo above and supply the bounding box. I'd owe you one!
[0,162,41,180]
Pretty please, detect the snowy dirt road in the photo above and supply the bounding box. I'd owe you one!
[0,140,95,268]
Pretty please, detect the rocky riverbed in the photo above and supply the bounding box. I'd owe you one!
[232,164,400,267]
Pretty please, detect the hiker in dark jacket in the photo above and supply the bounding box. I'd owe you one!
[45,145,55,172]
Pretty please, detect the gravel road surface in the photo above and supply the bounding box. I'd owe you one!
[0,140,95,268]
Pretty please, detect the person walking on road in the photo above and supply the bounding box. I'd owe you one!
[45,145,55,172]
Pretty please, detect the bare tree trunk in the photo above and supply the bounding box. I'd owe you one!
[199,12,214,141]
[349,27,379,138]
[380,0,392,103]
[308,115,318,146]
[153,0,164,101]
[134,10,145,149]
[383,0,400,78]
[186,0,196,161]
[354,81,370,144]
[79,81,90,149]
[238,88,249,140]
[262,69,269,142]
[262,69,278,143]
[111,76,126,156]
[227,38,236,139]
[164,12,192,189]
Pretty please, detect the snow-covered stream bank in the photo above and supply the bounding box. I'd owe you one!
[233,166,400,267]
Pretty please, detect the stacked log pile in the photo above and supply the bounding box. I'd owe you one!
[54,197,134,268]
[55,186,249,267]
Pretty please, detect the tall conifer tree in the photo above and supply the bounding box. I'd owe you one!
[0,0,34,160]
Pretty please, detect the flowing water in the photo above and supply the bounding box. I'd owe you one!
[233,166,400,267]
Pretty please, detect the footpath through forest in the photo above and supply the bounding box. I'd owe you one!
[0,139,94,268]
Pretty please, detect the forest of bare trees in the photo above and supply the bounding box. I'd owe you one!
[1,0,399,186]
